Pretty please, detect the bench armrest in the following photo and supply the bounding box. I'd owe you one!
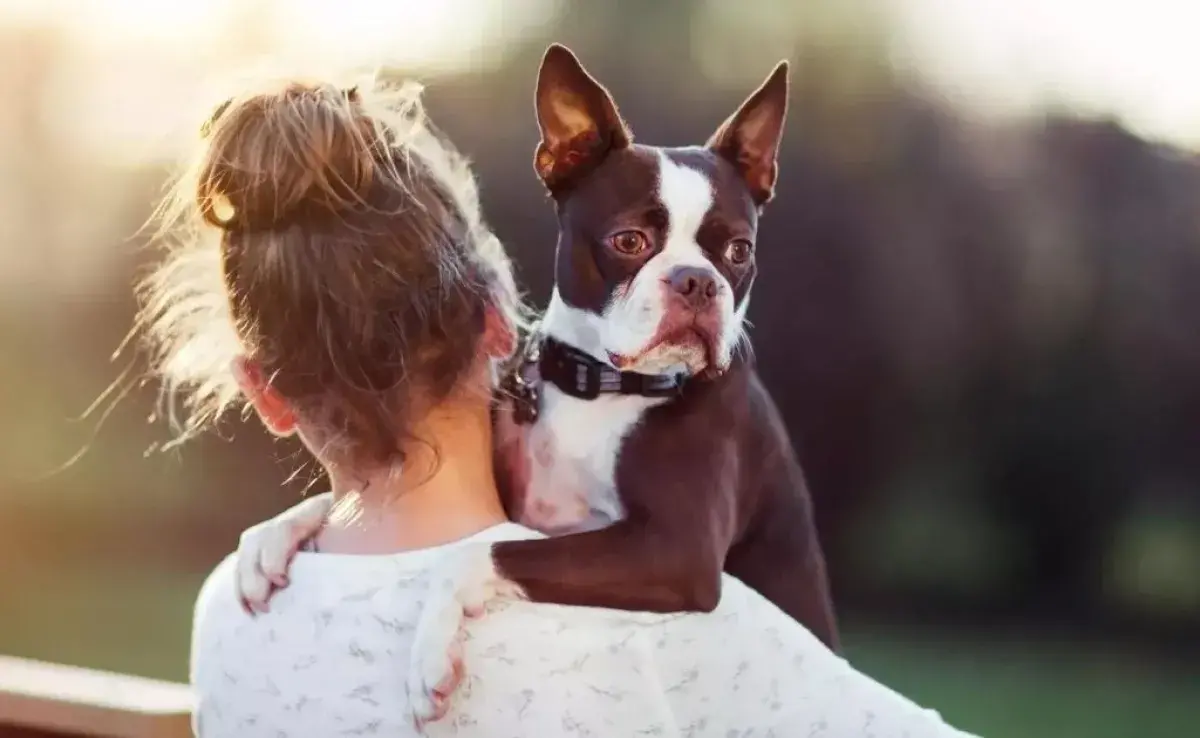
[0,656,193,737]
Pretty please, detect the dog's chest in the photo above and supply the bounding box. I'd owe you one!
[497,384,662,533]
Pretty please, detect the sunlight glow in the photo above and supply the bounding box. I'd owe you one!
[275,0,498,70]
[5,0,1197,155]
[0,0,506,64]
[0,0,553,165]
[891,0,1200,148]
[0,0,230,46]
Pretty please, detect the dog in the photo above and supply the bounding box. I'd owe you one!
[234,44,839,722]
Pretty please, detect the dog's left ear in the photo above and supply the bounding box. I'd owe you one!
[534,44,632,193]
[707,61,789,207]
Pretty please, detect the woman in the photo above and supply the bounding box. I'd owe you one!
[140,74,980,737]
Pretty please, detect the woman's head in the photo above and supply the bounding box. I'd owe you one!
[141,76,523,472]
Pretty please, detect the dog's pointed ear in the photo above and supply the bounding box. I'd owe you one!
[707,61,789,207]
[534,44,631,192]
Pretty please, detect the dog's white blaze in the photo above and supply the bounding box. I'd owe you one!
[599,151,739,373]
[657,152,713,260]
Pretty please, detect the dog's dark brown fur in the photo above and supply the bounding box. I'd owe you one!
[493,356,838,648]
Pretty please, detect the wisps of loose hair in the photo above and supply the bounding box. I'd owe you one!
[134,73,531,465]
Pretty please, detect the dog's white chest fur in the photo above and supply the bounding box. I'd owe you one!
[499,384,663,533]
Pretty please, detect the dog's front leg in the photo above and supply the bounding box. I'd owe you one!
[493,519,726,611]
[502,425,744,613]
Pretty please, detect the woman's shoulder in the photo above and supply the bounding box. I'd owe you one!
[456,574,794,699]
[445,577,806,736]
[189,554,241,688]
[193,553,238,632]
[467,577,977,737]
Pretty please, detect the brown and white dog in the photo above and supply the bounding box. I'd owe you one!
[234,44,838,723]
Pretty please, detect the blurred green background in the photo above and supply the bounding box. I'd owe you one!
[1,1,1198,736]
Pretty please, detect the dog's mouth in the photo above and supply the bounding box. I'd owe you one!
[607,325,719,376]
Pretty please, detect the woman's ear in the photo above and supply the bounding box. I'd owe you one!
[232,356,298,437]
[481,305,517,360]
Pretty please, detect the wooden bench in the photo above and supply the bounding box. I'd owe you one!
[0,656,192,737]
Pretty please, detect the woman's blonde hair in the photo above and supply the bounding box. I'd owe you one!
[138,75,526,465]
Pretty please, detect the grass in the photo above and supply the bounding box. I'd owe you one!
[1,561,1196,738]
[0,563,203,682]
[845,625,1198,738]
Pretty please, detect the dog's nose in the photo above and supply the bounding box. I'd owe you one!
[666,266,718,309]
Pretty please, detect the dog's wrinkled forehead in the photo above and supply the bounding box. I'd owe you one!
[554,144,757,313]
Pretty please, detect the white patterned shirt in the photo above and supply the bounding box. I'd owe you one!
[191,522,980,737]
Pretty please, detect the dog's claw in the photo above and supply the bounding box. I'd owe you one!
[431,652,465,718]
[409,633,465,725]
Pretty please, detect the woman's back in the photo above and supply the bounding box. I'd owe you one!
[194,523,535,736]
[194,523,977,737]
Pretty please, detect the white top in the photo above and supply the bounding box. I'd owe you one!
[191,523,980,737]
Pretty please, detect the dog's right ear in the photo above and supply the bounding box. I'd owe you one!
[534,44,631,192]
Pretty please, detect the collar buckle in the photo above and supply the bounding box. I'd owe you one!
[575,362,602,400]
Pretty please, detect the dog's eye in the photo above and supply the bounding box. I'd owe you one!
[608,230,649,256]
[724,239,754,265]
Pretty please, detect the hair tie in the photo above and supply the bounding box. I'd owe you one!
[200,97,233,139]
[209,193,236,226]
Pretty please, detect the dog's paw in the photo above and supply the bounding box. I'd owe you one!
[408,628,466,727]
[407,545,524,725]
[235,493,333,614]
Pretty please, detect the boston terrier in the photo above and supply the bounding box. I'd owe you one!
[233,44,838,722]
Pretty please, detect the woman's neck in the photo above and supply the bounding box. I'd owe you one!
[314,400,509,555]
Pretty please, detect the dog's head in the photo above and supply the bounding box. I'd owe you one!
[534,44,788,378]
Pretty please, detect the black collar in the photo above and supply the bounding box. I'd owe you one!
[537,336,687,401]
[501,335,688,425]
